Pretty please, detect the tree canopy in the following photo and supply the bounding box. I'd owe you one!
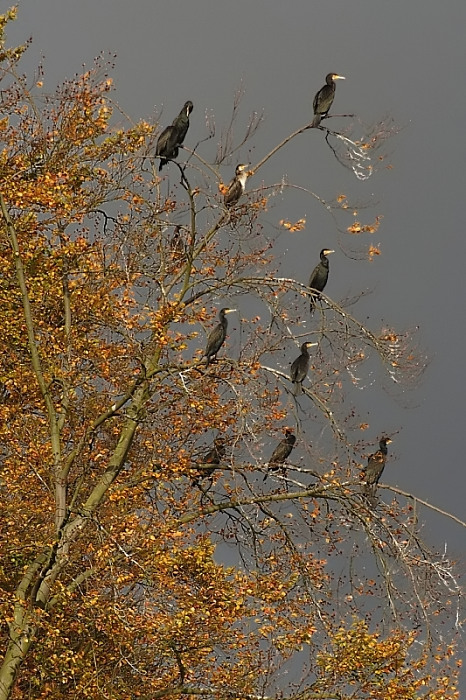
[0,10,462,700]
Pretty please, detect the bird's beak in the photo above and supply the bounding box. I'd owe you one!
[326,249,335,255]
[307,342,318,347]
[335,75,346,80]
[225,308,237,314]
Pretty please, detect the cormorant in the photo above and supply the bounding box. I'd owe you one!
[170,225,185,260]
[312,73,345,128]
[224,164,249,207]
[156,100,194,171]
[172,100,193,145]
[360,437,393,497]
[204,307,236,366]
[156,125,179,172]
[266,428,296,476]
[192,437,226,484]
[290,342,318,394]
[309,248,335,312]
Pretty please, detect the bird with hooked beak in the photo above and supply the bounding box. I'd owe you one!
[224,164,250,207]
[309,248,335,312]
[156,100,194,171]
[290,341,318,395]
[312,73,345,127]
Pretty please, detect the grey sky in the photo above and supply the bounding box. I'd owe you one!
[9,0,466,678]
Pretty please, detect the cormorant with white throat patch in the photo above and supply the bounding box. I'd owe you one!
[309,248,335,312]
[312,73,345,127]
[224,164,249,207]
[156,101,193,171]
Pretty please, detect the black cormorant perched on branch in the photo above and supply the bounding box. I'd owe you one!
[156,100,193,171]
[173,100,193,145]
[312,73,345,128]
[192,437,226,485]
[309,248,335,312]
[204,308,236,366]
[224,164,249,207]
[360,437,393,497]
[290,342,318,394]
[266,428,296,476]
[170,225,185,260]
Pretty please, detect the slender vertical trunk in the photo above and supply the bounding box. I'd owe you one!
[0,617,34,700]
[0,411,142,696]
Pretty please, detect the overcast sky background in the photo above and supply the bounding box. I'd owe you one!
[8,0,466,681]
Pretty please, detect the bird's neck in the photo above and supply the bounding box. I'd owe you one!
[237,172,248,188]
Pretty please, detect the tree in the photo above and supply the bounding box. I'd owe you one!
[0,10,462,700]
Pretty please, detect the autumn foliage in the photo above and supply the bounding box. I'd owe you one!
[0,10,462,700]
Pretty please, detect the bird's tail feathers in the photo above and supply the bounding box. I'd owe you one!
[361,484,378,508]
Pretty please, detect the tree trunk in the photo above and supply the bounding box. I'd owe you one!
[0,617,34,700]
